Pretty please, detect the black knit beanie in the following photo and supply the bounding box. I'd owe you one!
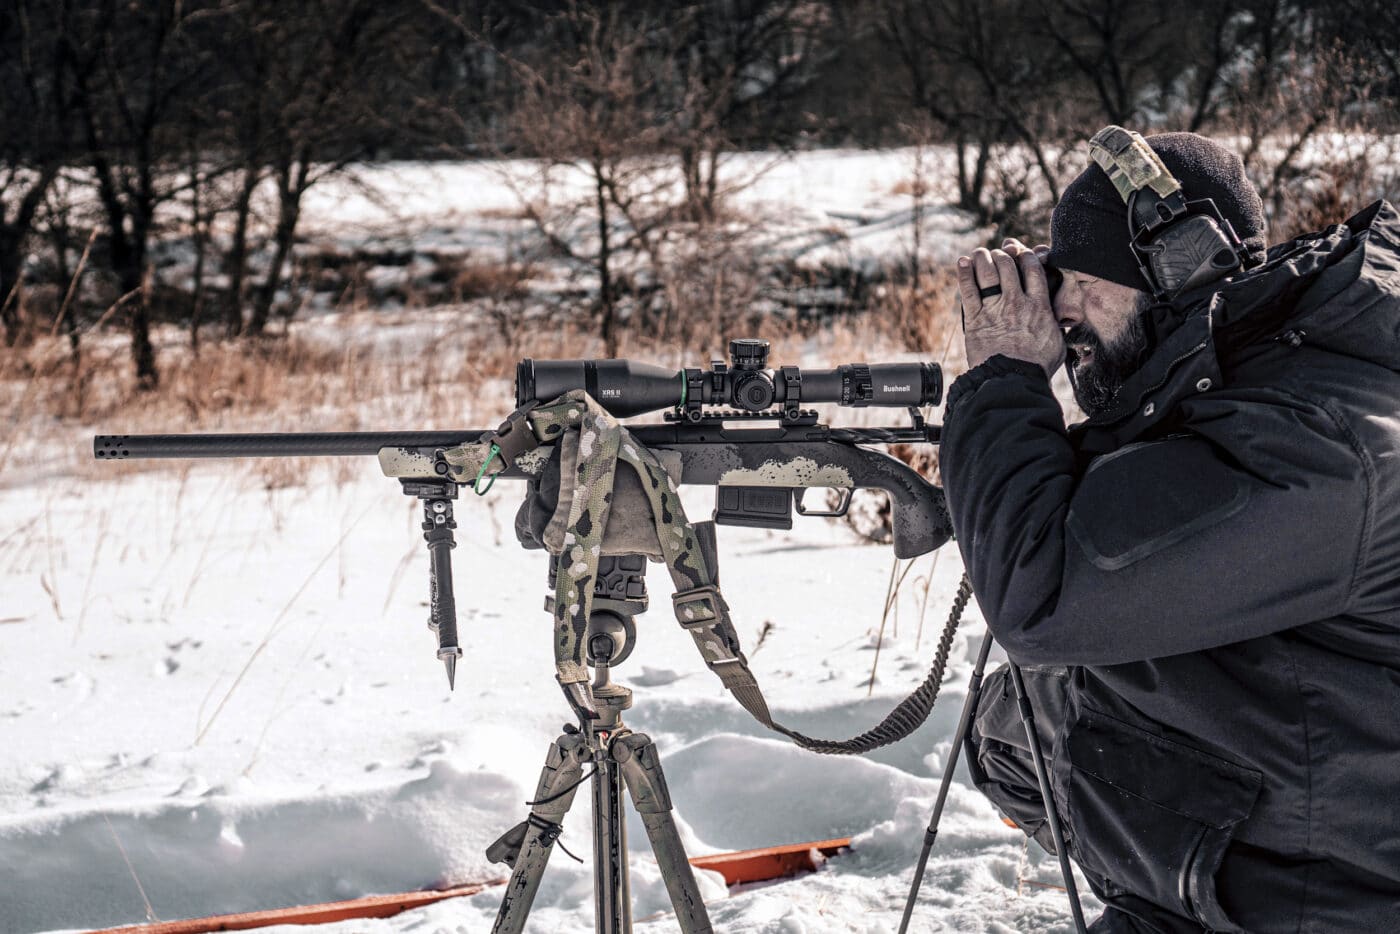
[1046,131,1268,292]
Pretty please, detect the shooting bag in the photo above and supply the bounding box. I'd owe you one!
[515,428,685,561]
[443,390,966,755]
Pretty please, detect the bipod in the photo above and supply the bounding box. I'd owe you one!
[401,475,465,690]
[486,554,713,934]
[898,626,1088,934]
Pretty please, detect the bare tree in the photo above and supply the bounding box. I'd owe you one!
[1316,0,1400,102]
[878,0,1073,222]
[667,1,826,222]
[493,3,678,355]
[878,0,998,214]
[0,0,73,346]
[61,0,215,388]
[1170,0,1252,132]
[230,0,428,336]
[1036,0,1180,127]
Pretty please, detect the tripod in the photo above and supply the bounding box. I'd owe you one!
[486,554,713,934]
[898,627,1089,933]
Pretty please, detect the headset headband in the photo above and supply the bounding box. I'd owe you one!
[1088,126,1182,202]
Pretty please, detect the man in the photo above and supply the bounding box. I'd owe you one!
[938,128,1400,932]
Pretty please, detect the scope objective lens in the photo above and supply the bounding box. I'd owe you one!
[517,359,683,417]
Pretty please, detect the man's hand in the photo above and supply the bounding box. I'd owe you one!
[956,238,1063,376]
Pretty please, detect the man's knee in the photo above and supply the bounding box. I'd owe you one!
[964,663,1071,854]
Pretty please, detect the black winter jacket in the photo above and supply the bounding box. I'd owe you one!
[940,200,1400,932]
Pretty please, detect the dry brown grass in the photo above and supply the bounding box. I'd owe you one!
[863,267,964,362]
[2,272,966,495]
[449,257,535,302]
[887,177,932,200]
[1267,135,1400,242]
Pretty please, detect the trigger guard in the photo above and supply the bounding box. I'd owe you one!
[793,487,852,518]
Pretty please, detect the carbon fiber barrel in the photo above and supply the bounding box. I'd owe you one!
[93,431,487,459]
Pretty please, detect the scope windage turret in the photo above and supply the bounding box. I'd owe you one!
[516,338,943,418]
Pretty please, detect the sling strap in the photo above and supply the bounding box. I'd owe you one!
[443,390,966,755]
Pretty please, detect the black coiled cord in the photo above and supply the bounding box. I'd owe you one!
[778,574,974,756]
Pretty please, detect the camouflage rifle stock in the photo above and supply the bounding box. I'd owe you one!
[93,413,950,555]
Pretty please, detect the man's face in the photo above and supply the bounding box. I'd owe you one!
[1052,269,1152,416]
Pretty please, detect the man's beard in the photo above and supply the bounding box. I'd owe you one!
[1065,293,1152,416]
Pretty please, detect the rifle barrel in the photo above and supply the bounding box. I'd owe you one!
[93,431,488,460]
[93,425,935,462]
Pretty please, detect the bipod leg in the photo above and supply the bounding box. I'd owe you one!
[612,732,714,934]
[898,629,995,934]
[1008,661,1089,934]
[489,729,592,934]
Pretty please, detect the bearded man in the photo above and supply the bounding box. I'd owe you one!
[937,128,1400,931]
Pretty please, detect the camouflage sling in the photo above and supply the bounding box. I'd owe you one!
[444,391,964,753]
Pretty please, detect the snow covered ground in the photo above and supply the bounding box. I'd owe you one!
[0,459,1096,933]
[1,146,1097,932]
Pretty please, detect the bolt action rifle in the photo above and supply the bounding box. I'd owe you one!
[95,339,952,701]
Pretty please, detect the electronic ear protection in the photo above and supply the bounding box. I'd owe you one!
[1087,126,1258,302]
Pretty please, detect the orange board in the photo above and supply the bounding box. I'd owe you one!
[689,837,852,885]
[94,838,854,933]
[91,883,502,934]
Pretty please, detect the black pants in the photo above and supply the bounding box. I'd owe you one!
[966,664,1211,934]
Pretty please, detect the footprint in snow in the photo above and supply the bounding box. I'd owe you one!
[30,764,82,793]
[631,666,686,687]
[51,671,94,706]
[170,774,210,797]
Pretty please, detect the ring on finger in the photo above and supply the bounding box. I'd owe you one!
[978,284,1003,299]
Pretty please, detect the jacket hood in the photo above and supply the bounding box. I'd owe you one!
[1213,199,1400,371]
[1071,199,1400,457]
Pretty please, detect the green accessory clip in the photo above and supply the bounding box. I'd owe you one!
[473,443,503,495]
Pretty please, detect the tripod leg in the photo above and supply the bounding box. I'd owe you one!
[1008,661,1089,934]
[490,731,591,934]
[594,749,631,933]
[898,629,995,934]
[613,733,714,934]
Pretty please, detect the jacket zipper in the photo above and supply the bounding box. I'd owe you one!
[1140,339,1211,403]
[1095,338,1211,427]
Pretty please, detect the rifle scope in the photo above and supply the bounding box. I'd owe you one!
[517,338,943,419]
